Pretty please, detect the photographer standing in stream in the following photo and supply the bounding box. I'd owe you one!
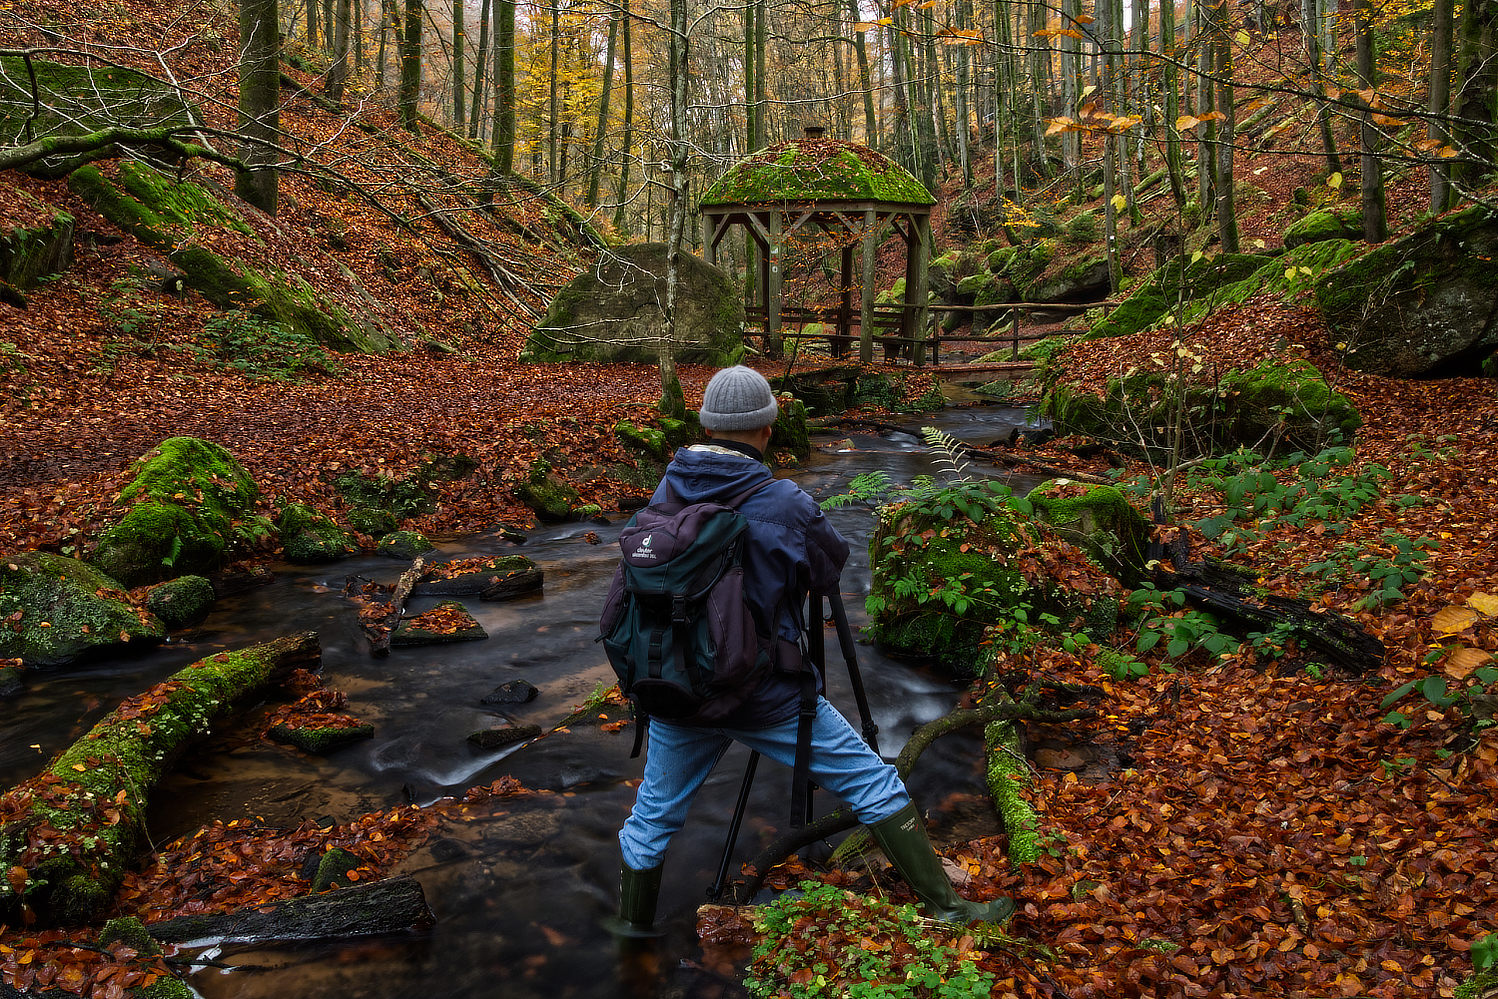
[605,365,1014,937]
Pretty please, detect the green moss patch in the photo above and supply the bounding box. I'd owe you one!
[770,393,811,463]
[0,552,164,667]
[66,161,396,354]
[1284,207,1362,248]
[92,436,265,587]
[512,461,583,523]
[378,530,435,560]
[1028,480,1151,585]
[701,139,934,206]
[392,601,487,645]
[269,723,375,754]
[276,503,358,563]
[467,724,543,749]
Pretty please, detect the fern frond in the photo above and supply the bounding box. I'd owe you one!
[921,426,973,482]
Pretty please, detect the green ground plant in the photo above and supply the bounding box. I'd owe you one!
[745,883,998,999]
[199,310,344,381]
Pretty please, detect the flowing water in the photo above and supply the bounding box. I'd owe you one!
[2,406,1049,999]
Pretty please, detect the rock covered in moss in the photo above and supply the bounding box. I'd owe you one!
[378,530,435,560]
[392,600,487,645]
[0,657,23,697]
[270,722,374,754]
[0,552,164,667]
[1026,480,1151,585]
[770,393,811,463]
[310,847,364,891]
[347,506,399,536]
[523,244,745,366]
[143,574,216,629]
[91,437,267,587]
[512,460,582,522]
[1316,205,1498,377]
[415,554,539,596]
[467,724,543,749]
[276,503,358,563]
[1284,207,1362,248]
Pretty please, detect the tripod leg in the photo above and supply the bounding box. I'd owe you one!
[829,593,880,756]
[710,750,760,901]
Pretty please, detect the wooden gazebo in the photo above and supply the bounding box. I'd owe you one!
[699,128,937,365]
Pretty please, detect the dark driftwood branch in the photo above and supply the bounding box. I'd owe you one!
[370,557,425,658]
[147,875,433,945]
[0,125,247,175]
[731,700,1095,902]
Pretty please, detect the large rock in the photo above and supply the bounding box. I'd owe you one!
[522,244,745,365]
[1316,206,1498,377]
[92,437,270,587]
[1027,480,1151,586]
[0,194,73,305]
[0,552,165,667]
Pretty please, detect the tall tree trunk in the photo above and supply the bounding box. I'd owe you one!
[744,1,757,149]
[1160,0,1185,206]
[850,0,876,147]
[1355,0,1388,241]
[586,8,618,207]
[1062,0,1082,181]
[1301,0,1343,173]
[1101,0,1120,291]
[1453,0,1498,190]
[305,0,319,46]
[453,0,465,126]
[548,0,561,184]
[492,0,515,171]
[1213,0,1239,251]
[469,0,491,138]
[238,0,281,214]
[1195,0,1216,218]
[661,0,689,419]
[354,0,365,68]
[400,0,422,131]
[754,0,767,144]
[1428,0,1454,210]
[326,0,352,105]
[955,0,973,183]
[613,0,634,233]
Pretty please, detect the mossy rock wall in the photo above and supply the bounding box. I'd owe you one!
[1284,207,1363,248]
[523,244,745,365]
[0,552,165,667]
[92,437,266,587]
[0,632,319,925]
[66,161,398,354]
[1314,206,1498,377]
[1086,252,1268,340]
[1044,357,1360,458]
[0,197,74,294]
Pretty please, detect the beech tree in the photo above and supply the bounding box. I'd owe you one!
[237,0,281,213]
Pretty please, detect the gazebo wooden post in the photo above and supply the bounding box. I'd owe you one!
[859,208,878,364]
[837,243,854,357]
[906,211,931,366]
[765,210,784,357]
[703,214,717,267]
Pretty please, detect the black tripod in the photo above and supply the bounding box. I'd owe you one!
[708,591,879,901]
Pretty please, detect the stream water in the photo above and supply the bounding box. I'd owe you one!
[2,405,1049,999]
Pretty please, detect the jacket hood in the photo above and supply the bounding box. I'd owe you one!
[659,446,773,505]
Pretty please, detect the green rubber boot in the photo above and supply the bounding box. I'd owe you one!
[869,803,1016,925]
[604,863,665,940]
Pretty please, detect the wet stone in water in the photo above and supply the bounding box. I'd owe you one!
[482,679,539,705]
[467,724,543,749]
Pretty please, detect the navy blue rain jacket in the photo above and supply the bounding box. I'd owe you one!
[652,444,850,727]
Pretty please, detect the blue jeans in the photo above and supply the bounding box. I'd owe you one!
[618,696,911,870]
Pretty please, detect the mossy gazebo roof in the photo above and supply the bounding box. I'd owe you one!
[700,138,935,208]
[700,131,937,365]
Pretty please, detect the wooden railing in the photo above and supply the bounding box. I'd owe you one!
[746,299,1119,366]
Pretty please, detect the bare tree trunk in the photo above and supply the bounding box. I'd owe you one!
[1429,0,1454,210]
[453,0,465,126]
[493,0,515,171]
[306,0,319,46]
[661,0,689,419]
[548,0,560,184]
[1160,0,1185,206]
[1301,0,1343,173]
[1355,0,1388,241]
[326,0,352,105]
[613,0,634,233]
[586,7,619,207]
[850,0,876,147]
[1453,0,1498,191]
[400,0,422,132]
[237,0,281,214]
[1212,0,1239,252]
[468,0,491,138]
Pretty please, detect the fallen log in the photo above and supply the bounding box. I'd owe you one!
[0,632,320,926]
[146,875,434,946]
[1158,560,1386,673]
[370,557,425,658]
[479,565,543,601]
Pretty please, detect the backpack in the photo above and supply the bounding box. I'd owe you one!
[598,479,776,730]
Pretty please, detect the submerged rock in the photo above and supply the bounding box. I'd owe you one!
[392,601,487,645]
[482,679,539,705]
[378,530,435,560]
[467,724,543,750]
[0,552,164,667]
[269,723,375,754]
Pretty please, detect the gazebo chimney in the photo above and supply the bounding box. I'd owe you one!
[803,124,826,140]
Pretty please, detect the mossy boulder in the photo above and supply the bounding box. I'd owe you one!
[91,437,266,587]
[523,244,745,365]
[770,393,811,463]
[1044,356,1360,458]
[1026,253,1110,303]
[1315,205,1498,377]
[1086,252,1269,340]
[0,553,164,667]
[700,138,934,206]
[1284,207,1363,248]
[392,600,488,645]
[270,723,375,755]
[378,530,435,560]
[66,161,398,353]
[276,503,358,563]
[614,420,671,461]
[347,507,399,536]
[0,195,74,299]
[1027,480,1151,585]
[512,460,583,522]
[142,575,216,629]
[414,554,539,596]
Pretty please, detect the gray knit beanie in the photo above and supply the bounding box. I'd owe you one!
[698,365,779,431]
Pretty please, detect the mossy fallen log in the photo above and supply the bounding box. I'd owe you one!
[0,632,320,926]
[983,705,1042,866]
[144,875,433,946]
